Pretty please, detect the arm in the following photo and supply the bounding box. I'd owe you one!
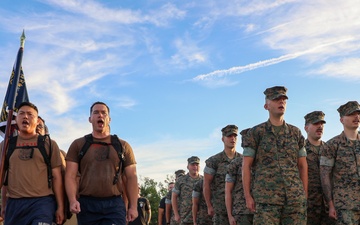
[320,165,337,219]
[242,156,255,212]
[225,181,236,225]
[158,207,164,225]
[171,191,180,222]
[203,173,214,216]
[52,166,64,225]
[124,164,139,222]
[165,202,172,224]
[122,175,129,211]
[1,186,7,220]
[65,161,81,214]
[145,199,151,225]
[297,156,308,198]
[192,196,199,225]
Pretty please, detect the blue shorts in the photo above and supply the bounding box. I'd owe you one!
[77,195,126,225]
[5,195,56,225]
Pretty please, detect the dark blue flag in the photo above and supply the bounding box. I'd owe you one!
[0,66,29,138]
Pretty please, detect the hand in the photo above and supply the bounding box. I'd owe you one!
[69,200,81,214]
[328,205,337,220]
[55,207,65,225]
[174,214,180,222]
[207,205,215,217]
[127,207,138,222]
[245,195,256,213]
[228,215,236,225]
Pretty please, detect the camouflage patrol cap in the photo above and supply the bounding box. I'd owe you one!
[221,125,238,137]
[337,101,360,117]
[264,86,288,100]
[187,156,200,164]
[175,169,185,178]
[304,111,326,125]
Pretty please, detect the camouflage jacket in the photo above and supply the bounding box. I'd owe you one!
[192,178,212,225]
[173,173,202,223]
[242,120,307,205]
[226,155,252,215]
[306,139,325,207]
[320,132,360,210]
[204,151,241,215]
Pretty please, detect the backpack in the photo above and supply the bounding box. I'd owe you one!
[4,135,73,223]
[4,135,52,188]
[78,134,125,185]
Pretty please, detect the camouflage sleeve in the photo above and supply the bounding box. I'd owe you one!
[192,190,201,198]
[242,127,257,157]
[204,156,217,175]
[243,147,256,157]
[173,185,180,195]
[192,179,202,198]
[297,130,307,157]
[226,159,238,183]
[298,146,307,157]
[165,190,172,204]
[225,174,235,183]
[320,142,335,167]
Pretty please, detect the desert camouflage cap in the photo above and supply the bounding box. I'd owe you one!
[175,169,185,178]
[187,156,200,164]
[221,124,238,137]
[304,111,326,125]
[337,101,360,117]
[264,86,288,100]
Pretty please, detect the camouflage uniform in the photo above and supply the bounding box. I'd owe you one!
[166,190,180,225]
[226,155,253,225]
[204,150,241,225]
[320,101,360,224]
[173,173,202,225]
[321,132,360,223]
[243,119,307,225]
[192,178,212,225]
[306,140,335,225]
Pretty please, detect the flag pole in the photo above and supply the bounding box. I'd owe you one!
[0,30,26,188]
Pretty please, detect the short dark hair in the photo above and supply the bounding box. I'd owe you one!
[18,102,38,113]
[37,116,50,134]
[90,101,110,115]
[168,182,175,186]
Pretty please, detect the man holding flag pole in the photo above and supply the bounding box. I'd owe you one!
[0,31,65,225]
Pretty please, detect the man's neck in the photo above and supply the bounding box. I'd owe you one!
[344,128,359,140]
[307,138,322,146]
[92,131,110,139]
[18,132,37,139]
[269,114,284,126]
[224,147,236,159]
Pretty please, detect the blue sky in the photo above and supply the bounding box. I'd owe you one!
[1,0,359,184]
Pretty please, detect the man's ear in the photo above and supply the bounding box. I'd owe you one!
[264,103,268,110]
[88,117,91,123]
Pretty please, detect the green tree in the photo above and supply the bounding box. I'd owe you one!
[139,176,173,225]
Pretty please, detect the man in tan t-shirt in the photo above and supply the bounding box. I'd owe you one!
[65,101,138,225]
[1,102,64,225]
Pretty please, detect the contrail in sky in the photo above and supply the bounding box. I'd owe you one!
[193,37,354,81]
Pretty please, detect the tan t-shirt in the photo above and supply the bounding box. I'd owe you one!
[66,135,136,197]
[3,135,62,198]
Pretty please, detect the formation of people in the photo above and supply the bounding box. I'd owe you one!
[158,86,360,225]
[1,85,360,225]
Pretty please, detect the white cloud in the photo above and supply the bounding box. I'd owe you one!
[170,36,207,68]
[313,58,360,80]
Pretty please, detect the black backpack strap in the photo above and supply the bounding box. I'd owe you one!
[38,134,53,188]
[111,134,124,185]
[78,134,93,173]
[4,136,18,186]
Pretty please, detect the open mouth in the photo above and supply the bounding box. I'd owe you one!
[97,120,104,127]
[22,120,29,125]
